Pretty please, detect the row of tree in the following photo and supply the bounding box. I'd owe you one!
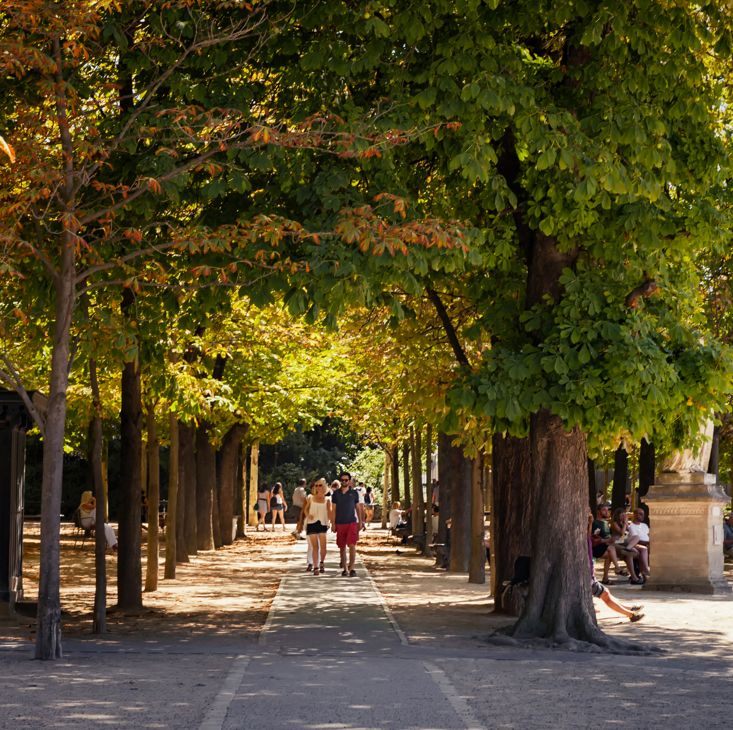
[3,0,733,658]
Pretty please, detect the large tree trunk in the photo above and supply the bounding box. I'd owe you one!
[176,422,189,563]
[144,405,160,592]
[490,433,532,612]
[196,423,215,550]
[469,455,485,584]
[509,409,606,647]
[89,359,106,634]
[118,289,143,609]
[164,412,178,580]
[219,424,247,546]
[410,426,423,536]
[612,445,628,514]
[182,422,197,555]
[449,443,471,573]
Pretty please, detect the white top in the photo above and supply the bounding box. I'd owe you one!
[628,522,650,542]
[293,487,307,507]
[389,509,402,529]
[306,498,330,525]
[354,486,365,504]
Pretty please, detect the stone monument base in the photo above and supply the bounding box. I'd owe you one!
[642,472,731,595]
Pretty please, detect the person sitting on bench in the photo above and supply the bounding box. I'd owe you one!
[79,491,117,551]
[389,501,407,529]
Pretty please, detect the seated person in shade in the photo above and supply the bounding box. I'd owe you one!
[78,491,117,551]
[431,505,439,534]
[389,501,406,529]
[591,504,623,583]
[626,507,651,580]
[723,513,733,558]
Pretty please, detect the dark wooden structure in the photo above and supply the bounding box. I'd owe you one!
[0,387,46,611]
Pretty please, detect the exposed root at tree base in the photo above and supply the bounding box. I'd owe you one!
[485,626,662,656]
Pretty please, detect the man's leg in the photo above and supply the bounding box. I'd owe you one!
[599,590,633,618]
[348,544,356,572]
[637,545,650,575]
[340,546,348,573]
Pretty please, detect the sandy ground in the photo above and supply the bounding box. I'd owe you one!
[3,524,733,729]
[1,521,294,646]
[359,528,733,665]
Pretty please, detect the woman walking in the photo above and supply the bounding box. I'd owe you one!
[270,482,288,531]
[364,486,375,527]
[304,478,331,575]
[257,483,271,531]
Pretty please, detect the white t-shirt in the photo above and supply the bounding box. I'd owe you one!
[628,521,650,542]
[389,509,402,529]
[292,487,307,508]
[355,486,365,504]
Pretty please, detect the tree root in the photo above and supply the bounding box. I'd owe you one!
[486,626,662,656]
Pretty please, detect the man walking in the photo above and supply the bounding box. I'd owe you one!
[331,471,364,577]
[292,478,308,538]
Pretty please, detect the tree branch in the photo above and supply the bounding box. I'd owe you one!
[625,279,658,308]
[0,355,46,438]
[425,287,470,367]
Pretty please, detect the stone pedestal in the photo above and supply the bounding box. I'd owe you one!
[643,473,731,594]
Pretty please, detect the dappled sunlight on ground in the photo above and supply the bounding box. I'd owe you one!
[3,522,294,646]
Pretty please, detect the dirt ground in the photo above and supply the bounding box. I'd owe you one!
[359,528,733,662]
[1,521,294,646]
[5,522,733,664]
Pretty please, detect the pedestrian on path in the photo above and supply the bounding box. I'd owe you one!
[364,486,375,527]
[305,478,331,575]
[292,478,308,538]
[257,483,271,531]
[270,483,288,531]
[331,471,364,577]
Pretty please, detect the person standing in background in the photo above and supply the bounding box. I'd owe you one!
[292,478,308,538]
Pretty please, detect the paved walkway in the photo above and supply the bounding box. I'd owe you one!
[213,536,476,730]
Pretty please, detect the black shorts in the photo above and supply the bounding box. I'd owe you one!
[591,579,606,598]
[271,504,284,511]
[306,521,328,535]
[592,544,608,559]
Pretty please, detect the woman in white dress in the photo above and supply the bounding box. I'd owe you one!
[304,478,331,575]
[78,491,117,551]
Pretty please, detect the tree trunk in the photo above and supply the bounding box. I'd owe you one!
[164,412,178,580]
[424,424,433,557]
[118,288,143,609]
[449,443,471,573]
[144,405,159,592]
[638,438,655,523]
[89,358,106,634]
[509,409,608,647]
[390,444,400,505]
[490,433,532,612]
[588,457,596,514]
[612,445,628,514]
[196,423,215,550]
[469,455,485,584]
[219,424,247,546]
[176,422,189,563]
[381,451,390,528]
[181,422,197,555]
[212,453,222,549]
[402,442,411,510]
[709,424,721,482]
[436,431,452,547]
[410,426,423,537]
[236,442,247,538]
[248,442,259,526]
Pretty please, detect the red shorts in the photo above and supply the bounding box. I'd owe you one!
[336,522,359,548]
